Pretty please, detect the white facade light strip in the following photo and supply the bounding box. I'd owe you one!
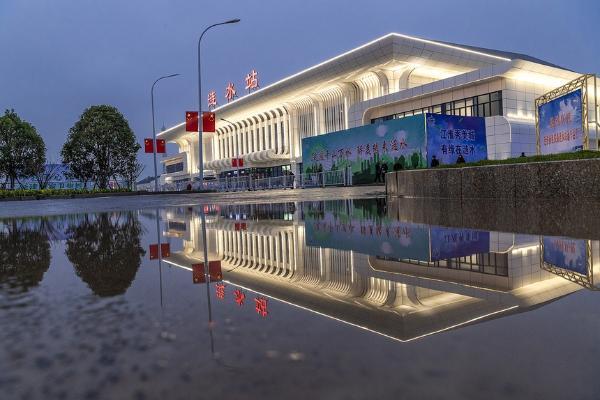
[394,32,511,62]
[213,33,511,112]
[157,122,185,137]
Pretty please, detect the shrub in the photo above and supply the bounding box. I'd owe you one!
[434,150,600,169]
[0,188,131,200]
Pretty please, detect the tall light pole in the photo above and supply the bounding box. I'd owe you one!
[197,18,240,183]
[151,73,180,191]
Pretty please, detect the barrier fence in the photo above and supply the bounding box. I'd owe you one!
[169,170,353,192]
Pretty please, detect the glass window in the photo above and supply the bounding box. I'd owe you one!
[491,101,501,116]
[478,94,490,104]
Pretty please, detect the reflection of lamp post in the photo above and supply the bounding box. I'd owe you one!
[155,208,164,308]
[151,74,180,191]
[197,19,241,183]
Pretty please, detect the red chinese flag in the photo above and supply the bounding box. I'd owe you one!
[234,222,240,231]
[208,261,223,282]
[186,111,199,132]
[144,138,154,153]
[160,243,170,258]
[149,244,159,260]
[156,139,166,154]
[238,158,244,167]
[192,263,205,284]
[240,222,247,231]
[202,111,215,132]
[232,158,238,167]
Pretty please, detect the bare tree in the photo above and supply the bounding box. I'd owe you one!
[34,161,61,190]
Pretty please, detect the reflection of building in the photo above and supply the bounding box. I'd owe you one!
[158,32,598,184]
[158,200,597,342]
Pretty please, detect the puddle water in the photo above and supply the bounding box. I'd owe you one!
[1,198,600,399]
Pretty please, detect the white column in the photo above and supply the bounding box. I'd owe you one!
[284,112,290,154]
[270,116,276,153]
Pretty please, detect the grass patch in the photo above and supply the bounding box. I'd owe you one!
[435,150,600,169]
[0,188,132,199]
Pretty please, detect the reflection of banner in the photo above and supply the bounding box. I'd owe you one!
[542,236,587,275]
[538,89,583,155]
[301,115,427,184]
[430,227,490,261]
[304,214,430,261]
[426,114,487,166]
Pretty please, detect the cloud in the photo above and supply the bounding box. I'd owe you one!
[376,125,388,137]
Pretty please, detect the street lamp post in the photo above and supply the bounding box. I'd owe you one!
[197,18,240,184]
[151,73,180,191]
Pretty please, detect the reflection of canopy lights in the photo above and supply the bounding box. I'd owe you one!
[511,245,539,255]
[224,280,519,343]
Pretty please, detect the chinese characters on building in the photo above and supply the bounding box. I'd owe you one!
[207,69,260,108]
[207,90,217,109]
[309,137,409,163]
[245,69,259,92]
[225,82,237,102]
[438,128,476,156]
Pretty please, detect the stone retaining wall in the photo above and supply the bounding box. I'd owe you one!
[386,159,600,199]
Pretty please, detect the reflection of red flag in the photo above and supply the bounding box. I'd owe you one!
[160,243,170,258]
[238,158,244,167]
[186,111,199,132]
[202,112,215,132]
[156,139,166,154]
[149,244,159,260]
[144,138,154,153]
[192,263,205,284]
[209,261,222,282]
[232,158,238,167]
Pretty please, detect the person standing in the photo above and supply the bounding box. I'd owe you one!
[456,154,466,164]
[375,161,382,183]
[430,155,440,168]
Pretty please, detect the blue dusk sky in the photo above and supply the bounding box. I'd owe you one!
[1,0,598,173]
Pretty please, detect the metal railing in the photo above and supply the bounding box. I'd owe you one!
[166,169,351,192]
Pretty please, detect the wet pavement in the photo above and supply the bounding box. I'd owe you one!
[1,195,600,399]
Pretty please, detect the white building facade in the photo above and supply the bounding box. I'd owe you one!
[158,33,596,184]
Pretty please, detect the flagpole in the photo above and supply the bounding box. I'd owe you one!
[197,18,240,184]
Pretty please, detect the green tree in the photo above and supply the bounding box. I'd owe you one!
[62,105,140,189]
[0,219,51,294]
[65,212,145,297]
[0,110,46,189]
[411,152,420,169]
[399,155,406,169]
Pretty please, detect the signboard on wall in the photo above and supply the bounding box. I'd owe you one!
[537,89,584,155]
[301,113,488,181]
[301,115,427,184]
[542,235,587,275]
[430,227,490,261]
[425,114,488,166]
